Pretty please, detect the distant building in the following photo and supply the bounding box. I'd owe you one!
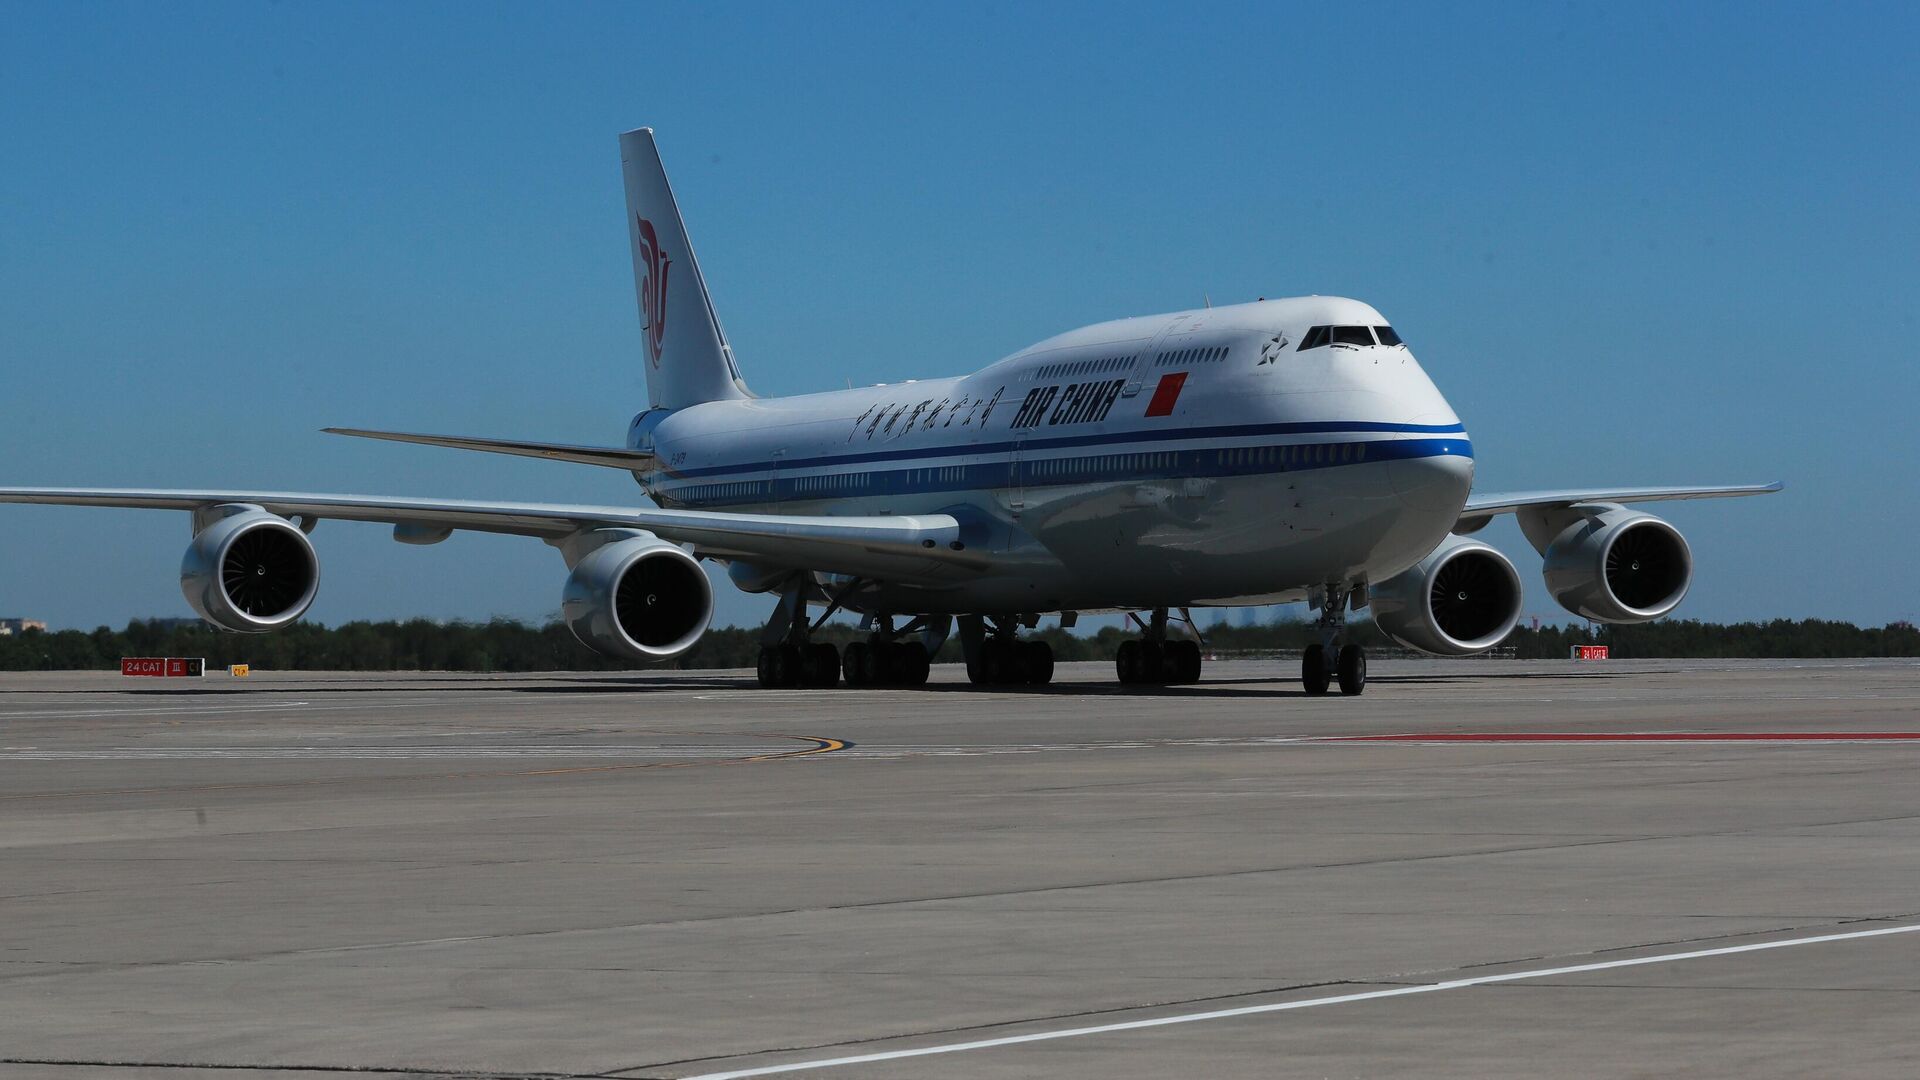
[0,618,49,636]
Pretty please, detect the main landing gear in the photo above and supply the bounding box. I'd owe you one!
[753,579,938,689]
[755,641,843,689]
[754,582,840,688]
[1302,584,1367,696]
[842,637,931,687]
[960,615,1055,686]
[1116,608,1203,686]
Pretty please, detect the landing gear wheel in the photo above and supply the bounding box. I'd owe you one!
[806,643,840,688]
[1140,641,1165,684]
[1302,644,1332,696]
[893,642,930,686]
[1337,644,1367,696]
[842,641,871,687]
[1116,640,1141,685]
[1169,640,1202,684]
[758,644,804,688]
[1022,640,1054,685]
[981,641,1012,685]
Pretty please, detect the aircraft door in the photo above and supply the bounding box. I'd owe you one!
[1008,437,1026,516]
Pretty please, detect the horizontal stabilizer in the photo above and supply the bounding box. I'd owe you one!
[323,428,656,471]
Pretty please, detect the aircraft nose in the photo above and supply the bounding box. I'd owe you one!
[1388,441,1474,513]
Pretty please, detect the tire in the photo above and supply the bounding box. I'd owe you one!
[1116,640,1140,685]
[808,643,840,688]
[901,643,931,686]
[1337,644,1366,696]
[1023,640,1054,685]
[760,644,788,688]
[1170,640,1202,684]
[779,644,804,688]
[1302,644,1332,696]
[981,641,1010,685]
[842,641,869,687]
[1139,642,1166,685]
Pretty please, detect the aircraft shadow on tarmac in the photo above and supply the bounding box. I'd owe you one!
[0,668,1650,699]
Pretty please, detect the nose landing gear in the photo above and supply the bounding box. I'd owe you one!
[1303,584,1367,696]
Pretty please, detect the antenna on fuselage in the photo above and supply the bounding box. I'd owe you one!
[1204,293,1212,309]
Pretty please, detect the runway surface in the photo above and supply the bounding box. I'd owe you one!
[2,658,1917,1078]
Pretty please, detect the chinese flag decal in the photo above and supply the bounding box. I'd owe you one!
[1144,372,1187,417]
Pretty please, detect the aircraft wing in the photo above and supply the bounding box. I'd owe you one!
[323,428,657,470]
[0,487,988,582]
[1457,482,1783,530]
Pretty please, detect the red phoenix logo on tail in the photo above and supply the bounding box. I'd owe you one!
[636,216,672,368]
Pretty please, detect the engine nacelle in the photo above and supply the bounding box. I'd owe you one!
[561,531,712,663]
[180,505,320,632]
[1370,534,1524,656]
[1534,506,1692,623]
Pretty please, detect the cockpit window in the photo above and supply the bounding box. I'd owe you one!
[1302,325,1386,349]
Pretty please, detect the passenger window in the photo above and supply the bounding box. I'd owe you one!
[1299,325,1330,350]
[1332,326,1375,347]
[1374,325,1403,346]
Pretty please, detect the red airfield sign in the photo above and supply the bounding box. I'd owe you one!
[121,657,205,678]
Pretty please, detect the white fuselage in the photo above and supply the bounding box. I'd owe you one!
[628,297,1474,615]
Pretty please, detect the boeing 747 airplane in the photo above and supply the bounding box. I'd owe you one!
[0,129,1780,693]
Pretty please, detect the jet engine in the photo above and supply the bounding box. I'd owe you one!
[1528,505,1691,623]
[1369,534,1524,655]
[561,531,712,663]
[180,505,320,632]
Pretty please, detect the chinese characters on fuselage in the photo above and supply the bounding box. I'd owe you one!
[848,387,1006,441]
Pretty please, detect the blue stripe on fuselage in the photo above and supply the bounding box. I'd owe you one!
[662,419,1467,480]
[656,435,1471,509]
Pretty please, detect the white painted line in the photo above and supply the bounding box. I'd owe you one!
[680,922,1920,1080]
[3,744,796,760]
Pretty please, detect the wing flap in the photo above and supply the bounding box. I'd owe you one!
[323,428,657,471]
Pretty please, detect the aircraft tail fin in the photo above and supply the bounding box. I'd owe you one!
[618,128,751,409]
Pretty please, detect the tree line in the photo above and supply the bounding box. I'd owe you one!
[1,615,1915,673]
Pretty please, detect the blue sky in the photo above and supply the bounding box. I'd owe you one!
[2,2,1916,631]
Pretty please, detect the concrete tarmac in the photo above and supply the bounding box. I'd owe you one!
[2,658,1917,1078]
